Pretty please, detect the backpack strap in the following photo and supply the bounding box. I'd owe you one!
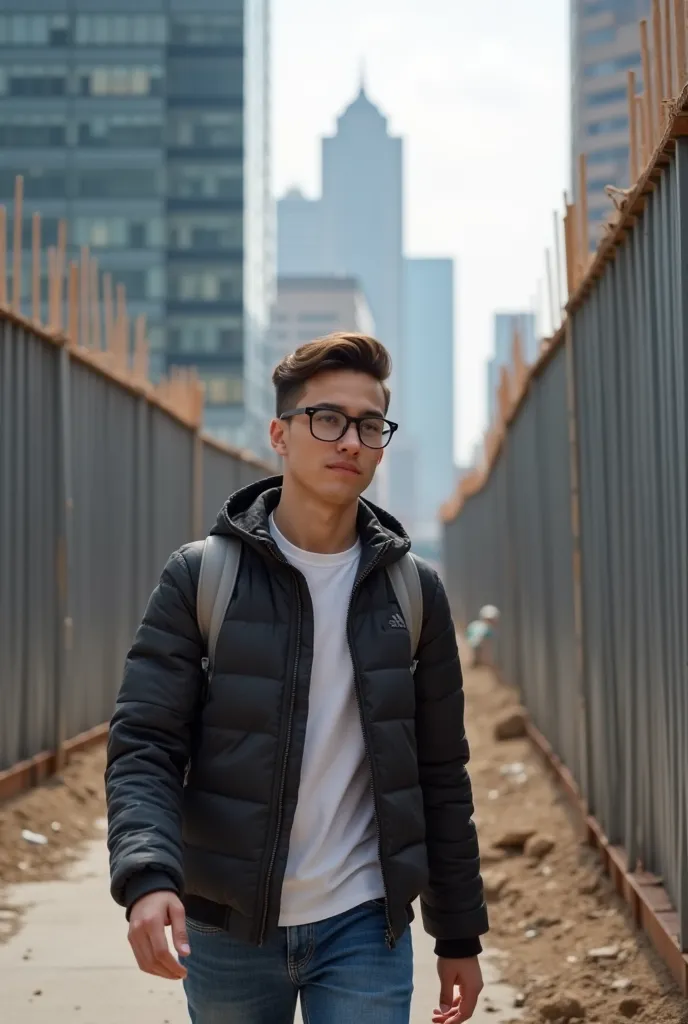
[386,553,423,666]
[197,535,242,679]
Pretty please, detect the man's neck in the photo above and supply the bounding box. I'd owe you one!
[273,476,358,554]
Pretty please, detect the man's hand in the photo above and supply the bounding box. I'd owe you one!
[433,956,484,1023]
[128,891,190,980]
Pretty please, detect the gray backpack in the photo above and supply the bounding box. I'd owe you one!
[196,535,423,680]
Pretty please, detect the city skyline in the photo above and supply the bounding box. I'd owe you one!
[272,0,569,465]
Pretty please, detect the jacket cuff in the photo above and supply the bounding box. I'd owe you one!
[124,869,180,920]
[435,936,483,959]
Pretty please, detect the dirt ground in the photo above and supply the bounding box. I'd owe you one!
[0,747,107,943]
[0,660,687,1023]
[465,660,687,1024]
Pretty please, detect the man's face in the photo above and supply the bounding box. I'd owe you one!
[270,369,388,505]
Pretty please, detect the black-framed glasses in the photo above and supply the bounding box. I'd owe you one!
[279,406,398,449]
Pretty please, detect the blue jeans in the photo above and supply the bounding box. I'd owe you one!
[183,900,414,1024]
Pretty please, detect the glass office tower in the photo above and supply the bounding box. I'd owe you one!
[0,0,273,450]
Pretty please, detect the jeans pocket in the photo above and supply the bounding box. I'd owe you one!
[186,917,224,935]
[362,898,386,909]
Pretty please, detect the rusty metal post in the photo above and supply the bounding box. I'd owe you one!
[67,262,78,347]
[641,19,656,148]
[12,175,23,314]
[628,71,640,184]
[32,212,41,323]
[676,0,687,89]
[90,257,101,353]
[0,206,8,308]
[79,247,90,348]
[56,220,67,332]
[653,0,666,129]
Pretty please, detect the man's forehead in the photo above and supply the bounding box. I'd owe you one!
[301,372,387,414]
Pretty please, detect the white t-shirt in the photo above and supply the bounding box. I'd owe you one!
[269,514,385,926]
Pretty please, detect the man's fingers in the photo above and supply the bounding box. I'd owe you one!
[129,928,170,979]
[150,924,187,979]
[168,901,191,958]
[455,983,481,1023]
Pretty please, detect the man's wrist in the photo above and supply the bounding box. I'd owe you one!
[435,936,483,959]
[124,869,180,919]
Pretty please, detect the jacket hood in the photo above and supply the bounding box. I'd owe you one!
[210,475,411,566]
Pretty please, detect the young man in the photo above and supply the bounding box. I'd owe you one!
[106,333,488,1024]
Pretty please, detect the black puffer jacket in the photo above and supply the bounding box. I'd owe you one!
[106,477,488,957]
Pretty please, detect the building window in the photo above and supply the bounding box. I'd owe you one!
[168,57,242,100]
[586,116,628,135]
[75,15,166,46]
[171,266,243,303]
[168,318,243,355]
[77,115,163,148]
[168,110,242,149]
[76,168,161,199]
[78,66,163,97]
[0,168,66,200]
[585,86,629,107]
[201,373,244,406]
[0,115,66,147]
[584,27,616,47]
[0,15,70,46]
[0,66,68,96]
[586,145,629,165]
[74,216,165,249]
[110,268,165,302]
[169,14,243,46]
[584,54,640,78]
[169,163,243,201]
[168,213,243,251]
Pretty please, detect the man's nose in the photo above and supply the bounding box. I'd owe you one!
[337,422,361,450]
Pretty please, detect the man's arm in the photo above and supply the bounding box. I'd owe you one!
[414,566,489,958]
[106,548,204,916]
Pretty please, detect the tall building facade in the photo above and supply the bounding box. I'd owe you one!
[571,0,649,246]
[403,258,455,538]
[277,188,324,276]
[486,312,537,424]
[0,0,273,450]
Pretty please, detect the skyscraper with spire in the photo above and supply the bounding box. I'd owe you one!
[276,77,417,526]
[277,77,404,396]
[320,77,404,393]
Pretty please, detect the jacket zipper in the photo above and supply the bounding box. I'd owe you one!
[346,543,396,949]
[257,553,303,945]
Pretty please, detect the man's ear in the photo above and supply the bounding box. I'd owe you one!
[270,417,288,456]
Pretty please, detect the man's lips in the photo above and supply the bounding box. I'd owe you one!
[327,462,362,475]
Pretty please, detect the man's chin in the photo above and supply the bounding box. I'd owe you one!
[315,473,369,503]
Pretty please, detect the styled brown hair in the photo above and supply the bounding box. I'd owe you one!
[272,332,392,416]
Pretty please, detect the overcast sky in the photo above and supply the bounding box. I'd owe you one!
[272,0,570,464]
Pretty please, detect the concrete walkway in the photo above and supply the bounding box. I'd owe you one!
[0,840,521,1023]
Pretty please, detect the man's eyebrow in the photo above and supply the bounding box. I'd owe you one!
[312,402,386,418]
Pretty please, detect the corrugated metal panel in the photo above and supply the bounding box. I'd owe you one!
[0,323,60,770]
[0,323,270,775]
[443,138,688,947]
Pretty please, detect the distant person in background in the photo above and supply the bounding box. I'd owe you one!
[465,606,500,667]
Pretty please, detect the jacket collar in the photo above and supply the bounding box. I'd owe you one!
[210,475,411,570]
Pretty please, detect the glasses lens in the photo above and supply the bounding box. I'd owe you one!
[311,409,347,441]
[359,418,390,448]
